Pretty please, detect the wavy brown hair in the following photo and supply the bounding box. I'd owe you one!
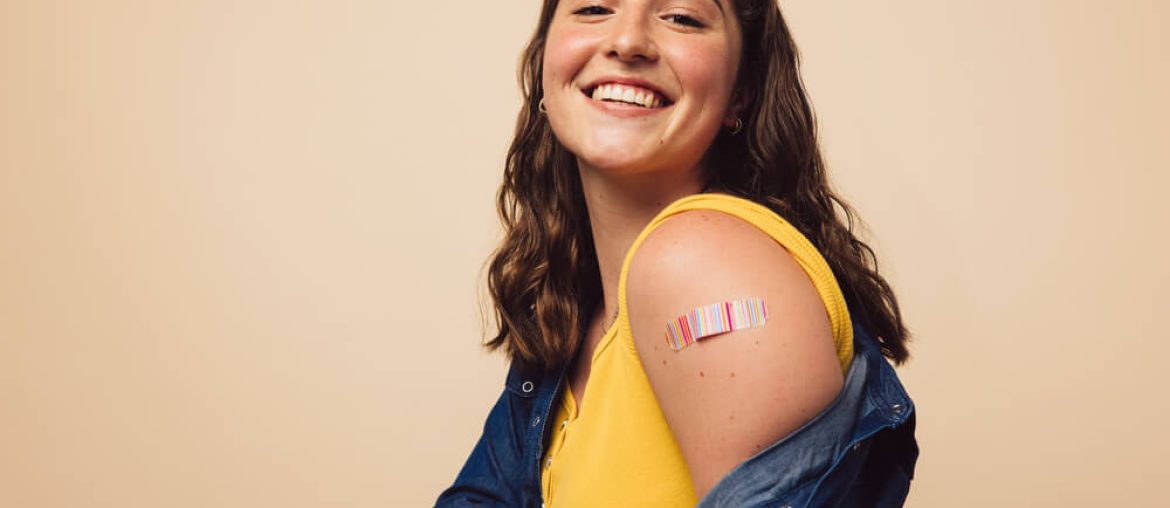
[483,0,911,374]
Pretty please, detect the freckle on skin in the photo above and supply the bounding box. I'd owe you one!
[699,371,705,378]
[730,372,735,378]
[662,359,667,366]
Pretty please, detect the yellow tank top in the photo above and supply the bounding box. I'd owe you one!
[540,192,854,507]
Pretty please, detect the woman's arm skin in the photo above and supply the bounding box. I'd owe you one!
[626,209,845,500]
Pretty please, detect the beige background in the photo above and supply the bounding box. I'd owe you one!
[1,0,1167,506]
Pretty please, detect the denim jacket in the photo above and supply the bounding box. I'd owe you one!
[435,318,918,507]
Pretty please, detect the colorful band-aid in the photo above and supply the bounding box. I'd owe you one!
[664,297,769,351]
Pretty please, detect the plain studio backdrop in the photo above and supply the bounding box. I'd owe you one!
[1,1,1166,506]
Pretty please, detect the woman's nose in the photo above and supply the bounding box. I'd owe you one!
[604,14,659,63]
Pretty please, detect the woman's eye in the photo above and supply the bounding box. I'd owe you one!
[573,5,611,16]
[664,14,705,28]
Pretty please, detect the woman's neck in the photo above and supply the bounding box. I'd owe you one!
[577,161,705,327]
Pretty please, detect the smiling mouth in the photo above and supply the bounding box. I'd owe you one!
[582,83,673,109]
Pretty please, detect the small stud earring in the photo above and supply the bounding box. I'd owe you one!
[729,117,743,135]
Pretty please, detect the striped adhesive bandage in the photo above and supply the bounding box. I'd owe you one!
[664,297,769,351]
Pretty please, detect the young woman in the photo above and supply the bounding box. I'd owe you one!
[437,1,918,506]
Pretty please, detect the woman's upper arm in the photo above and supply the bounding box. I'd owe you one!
[625,209,846,500]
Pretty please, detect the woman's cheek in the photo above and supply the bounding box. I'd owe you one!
[666,41,737,98]
[545,27,601,79]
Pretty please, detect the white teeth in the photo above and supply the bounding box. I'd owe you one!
[588,83,665,108]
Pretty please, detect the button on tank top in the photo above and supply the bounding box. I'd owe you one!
[540,192,854,507]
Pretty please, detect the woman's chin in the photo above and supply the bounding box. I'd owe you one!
[574,141,663,173]
[577,153,656,175]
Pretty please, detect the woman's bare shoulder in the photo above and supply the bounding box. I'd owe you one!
[624,208,844,499]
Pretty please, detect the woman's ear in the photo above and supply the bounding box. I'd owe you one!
[724,88,749,127]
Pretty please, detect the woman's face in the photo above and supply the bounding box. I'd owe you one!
[541,0,742,177]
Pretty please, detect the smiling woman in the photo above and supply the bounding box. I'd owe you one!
[435,0,918,507]
[542,0,741,174]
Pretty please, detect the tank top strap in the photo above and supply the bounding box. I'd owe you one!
[613,192,854,373]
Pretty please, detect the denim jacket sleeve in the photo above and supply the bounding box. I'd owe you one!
[434,362,556,508]
[433,388,521,506]
[696,320,918,508]
[435,320,916,508]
